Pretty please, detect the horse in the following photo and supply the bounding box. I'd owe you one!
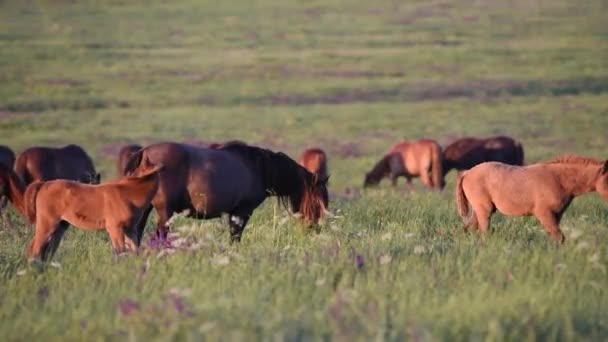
[208,140,247,149]
[25,162,163,262]
[14,144,100,186]
[443,136,524,176]
[0,145,16,211]
[123,141,329,243]
[456,156,608,243]
[364,139,444,190]
[116,144,142,176]
[299,148,329,180]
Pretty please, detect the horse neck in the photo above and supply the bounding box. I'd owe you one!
[122,173,160,203]
[549,164,601,196]
[3,171,27,216]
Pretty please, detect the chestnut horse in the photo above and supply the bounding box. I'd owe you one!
[26,162,163,262]
[364,139,444,190]
[0,145,16,211]
[456,156,608,243]
[14,144,100,186]
[123,142,329,242]
[299,148,329,180]
[443,136,524,176]
[116,144,142,176]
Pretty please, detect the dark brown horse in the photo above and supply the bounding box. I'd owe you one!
[0,145,16,211]
[14,144,100,185]
[364,139,444,190]
[116,144,142,176]
[123,142,329,242]
[442,136,524,176]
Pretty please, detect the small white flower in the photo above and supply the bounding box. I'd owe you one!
[212,254,230,266]
[569,229,583,240]
[169,287,193,297]
[588,252,600,263]
[379,254,392,265]
[171,238,188,248]
[49,262,61,269]
[576,241,591,251]
[381,232,392,241]
[16,269,27,276]
[315,278,326,286]
[404,233,415,239]
[413,245,426,255]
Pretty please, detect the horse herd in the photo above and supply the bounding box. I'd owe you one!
[0,134,606,263]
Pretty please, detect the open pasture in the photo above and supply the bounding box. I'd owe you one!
[0,0,607,340]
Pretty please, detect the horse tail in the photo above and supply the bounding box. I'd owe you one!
[431,144,445,190]
[13,155,31,185]
[24,181,44,224]
[455,172,470,221]
[123,148,145,176]
[514,142,525,165]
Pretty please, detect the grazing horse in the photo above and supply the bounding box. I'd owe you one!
[208,140,247,149]
[123,142,329,242]
[0,145,16,211]
[443,136,524,176]
[14,144,100,185]
[25,162,163,262]
[116,144,142,176]
[456,156,608,243]
[364,139,444,190]
[299,148,329,180]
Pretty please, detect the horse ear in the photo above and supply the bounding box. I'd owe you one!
[320,175,330,185]
[95,173,101,184]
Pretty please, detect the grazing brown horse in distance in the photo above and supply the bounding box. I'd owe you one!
[299,148,329,180]
[443,136,524,176]
[26,162,164,262]
[116,144,142,176]
[123,141,329,243]
[14,144,100,186]
[364,139,444,190]
[0,145,16,211]
[456,156,608,243]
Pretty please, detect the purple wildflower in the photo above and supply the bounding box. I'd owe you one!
[355,254,365,271]
[118,299,140,317]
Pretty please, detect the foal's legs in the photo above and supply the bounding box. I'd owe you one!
[535,209,565,243]
[42,221,69,261]
[106,225,127,255]
[420,169,433,189]
[134,204,153,245]
[28,219,61,262]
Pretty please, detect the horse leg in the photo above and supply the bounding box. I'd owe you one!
[134,204,153,245]
[28,219,60,262]
[420,170,433,189]
[124,226,139,254]
[535,210,565,244]
[41,221,69,261]
[106,225,127,256]
[390,173,398,187]
[463,213,479,233]
[228,211,252,244]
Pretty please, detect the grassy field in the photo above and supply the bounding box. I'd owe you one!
[1,0,607,340]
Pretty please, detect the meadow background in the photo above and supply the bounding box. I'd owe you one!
[1,0,607,340]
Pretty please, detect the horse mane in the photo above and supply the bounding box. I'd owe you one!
[365,154,392,185]
[222,143,313,213]
[541,155,603,166]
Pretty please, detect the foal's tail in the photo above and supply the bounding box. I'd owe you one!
[431,144,445,190]
[24,181,44,224]
[13,155,31,185]
[514,142,525,166]
[455,172,470,221]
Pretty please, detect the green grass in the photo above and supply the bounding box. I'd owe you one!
[0,0,607,340]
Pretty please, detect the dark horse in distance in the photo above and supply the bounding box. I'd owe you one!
[123,142,329,242]
[442,136,524,176]
[14,144,100,185]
